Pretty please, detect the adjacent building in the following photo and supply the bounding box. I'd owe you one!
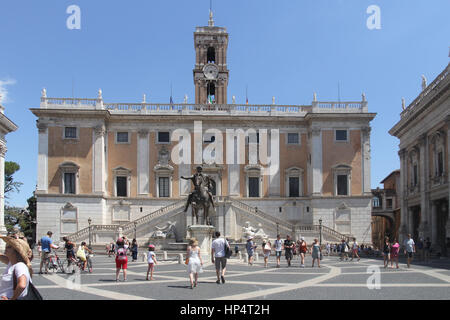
[0,98,18,251]
[31,13,376,245]
[389,63,450,256]
[371,170,401,249]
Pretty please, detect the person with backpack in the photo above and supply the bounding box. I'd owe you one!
[115,237,128,281]
[211,231,230,284]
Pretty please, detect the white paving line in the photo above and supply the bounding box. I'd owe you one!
[42,274,153,300]
[212,265,341,300]
[410,269,450,283]
[313,283,450,287]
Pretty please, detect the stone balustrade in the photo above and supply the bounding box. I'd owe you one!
[39,97,369,115]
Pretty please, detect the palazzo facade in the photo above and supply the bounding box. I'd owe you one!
[390,63,450,256]
[31,15,376,245]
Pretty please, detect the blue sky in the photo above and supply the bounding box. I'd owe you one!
[0,0,449,207]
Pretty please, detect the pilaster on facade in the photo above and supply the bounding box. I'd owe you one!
[310,127,322,196]
[93,125,106,195]
[137,129,150,196]
[36,121,48,193]
[398,148,408,242]
[361,126,372,195]
[267,130,281,197]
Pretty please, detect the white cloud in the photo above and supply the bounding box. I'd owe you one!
[0,79,17,103]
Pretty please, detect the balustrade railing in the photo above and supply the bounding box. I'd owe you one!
[66,201,185,242]
[231,200,293,232]
[40,97,369,115]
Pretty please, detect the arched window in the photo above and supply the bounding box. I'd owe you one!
[207,47,215,63]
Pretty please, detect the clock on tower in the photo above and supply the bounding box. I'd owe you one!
[193,10,229,104]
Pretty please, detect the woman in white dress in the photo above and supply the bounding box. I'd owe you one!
[186,238,203,289]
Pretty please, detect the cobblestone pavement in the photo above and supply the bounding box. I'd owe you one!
[30,254,450,300]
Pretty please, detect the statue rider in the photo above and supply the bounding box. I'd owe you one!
[181,166,215,212]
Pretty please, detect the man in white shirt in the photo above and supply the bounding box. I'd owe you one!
[350,238,360,262]
[403,234,415,268]
[273,234,283,268]
[211,231,229,284]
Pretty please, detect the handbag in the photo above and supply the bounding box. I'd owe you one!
[13,273,43,300]
[185,258,189,265]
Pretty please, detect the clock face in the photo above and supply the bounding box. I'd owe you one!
[203,64,219,80]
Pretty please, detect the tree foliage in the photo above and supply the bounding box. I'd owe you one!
[5,161,23,198]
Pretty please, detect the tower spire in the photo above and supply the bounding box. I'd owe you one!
[208,0,214,27]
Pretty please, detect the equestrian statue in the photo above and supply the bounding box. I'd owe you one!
[181,166,215,225]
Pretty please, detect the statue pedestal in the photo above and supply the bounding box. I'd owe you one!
[187,225,215,262]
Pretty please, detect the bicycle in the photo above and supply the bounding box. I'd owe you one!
[46,250,65,273]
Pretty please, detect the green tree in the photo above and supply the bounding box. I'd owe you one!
[5,161,23,198]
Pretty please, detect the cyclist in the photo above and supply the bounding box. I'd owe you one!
[39,231,59,274]
[63,237,77,270]
[76,242,93,271]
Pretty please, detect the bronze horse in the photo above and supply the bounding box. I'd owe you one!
[190,175,215,225]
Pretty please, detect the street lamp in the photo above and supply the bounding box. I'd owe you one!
[88,217,92,248]
[134,221,137,239]
[319,218,323,247]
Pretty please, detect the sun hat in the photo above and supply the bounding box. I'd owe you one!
[0,236,33,273]
[301,237,305,241]
[148,244,155,249]
[247,236,253,240]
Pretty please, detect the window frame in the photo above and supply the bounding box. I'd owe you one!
[286,132,300,145]
[59,162,80,195]
[158,176,170,198]
[115,131,130,144]
[285,167,304,197]
[63,126,78,140]
[156,131,171,144]
[244,165,263,198]
[334,129,349,143]
[112,167,132,198]
[332,164,352,196]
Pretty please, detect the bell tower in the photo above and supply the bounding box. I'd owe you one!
[193,10,229,104]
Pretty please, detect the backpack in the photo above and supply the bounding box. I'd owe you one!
[117,247,127,259]
[224,241,232,259]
